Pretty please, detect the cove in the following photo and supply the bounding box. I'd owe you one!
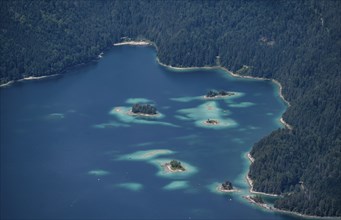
[0,45,299,219]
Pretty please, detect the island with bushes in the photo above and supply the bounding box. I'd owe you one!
[205,119,219,125]
[131,103,157,116]
[217,180,239,193]
[163,160,186,172]
[205,90,235,99]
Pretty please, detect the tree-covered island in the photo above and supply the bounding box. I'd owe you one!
[205,90,234,98]
[221,181,233,191]
[206,119,219,125]
[217,180,238,192]
[164,160,186,172]
[131,103,157,115]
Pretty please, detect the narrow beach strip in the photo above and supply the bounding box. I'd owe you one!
[17,74,59,82]
[0,80,14,88]
[0,74,59,88]
[113,41,151,46]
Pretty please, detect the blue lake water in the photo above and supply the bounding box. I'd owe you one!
[0,46,301,219]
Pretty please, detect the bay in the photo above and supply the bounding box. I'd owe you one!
[0,46,300,219]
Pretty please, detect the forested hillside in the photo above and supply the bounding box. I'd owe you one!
[1,0,340,217]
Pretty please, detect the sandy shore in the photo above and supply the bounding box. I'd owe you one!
[156,57,218,71]
[217,185,239,193]
[247,153,255,163]
[17,75,58,82]
[0,74,59,87]
[0,80,14,87]
[114,41,151,46]
[280,117,293,130]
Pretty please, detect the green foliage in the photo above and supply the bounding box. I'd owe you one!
[1,0,340,217]
[132,104,157,115]
[170,160,184,171]
[222,181,233,190]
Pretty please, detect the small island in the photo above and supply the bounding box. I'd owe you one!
[205,90,234,99]
[131,103,157,115]
[221,180,233,190]
[163,160,186,172]
[205,118,219,125]
[217,180,239,192]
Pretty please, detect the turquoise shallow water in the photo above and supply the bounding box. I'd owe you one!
[0,46,300,219]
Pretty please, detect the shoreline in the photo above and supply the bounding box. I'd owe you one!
[243,195,272,210]
[0,80,14,87]
[217,185,239,193]
[0,48,108,88]
[246,153,280,197]
[18,74,59,82]
[113,41,152,46]
[271,206,341,219]
[280,117,293,130]
[0,74,59,88]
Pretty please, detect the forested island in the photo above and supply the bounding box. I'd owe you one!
[1,0,340,217]
[218,180,238,193]
[164,160,186,172]
[205,90,234,98]
[205,119,219,125]
[131,104,157,115]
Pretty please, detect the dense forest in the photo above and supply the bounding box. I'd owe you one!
[1,0,340,217]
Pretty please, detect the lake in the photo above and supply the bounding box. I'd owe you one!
[0,45,300,219]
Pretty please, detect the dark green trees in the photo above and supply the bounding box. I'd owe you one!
[131,104,157,115]
[206,90,232,98]
[170,160,185,171]
[221,181,233,190]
